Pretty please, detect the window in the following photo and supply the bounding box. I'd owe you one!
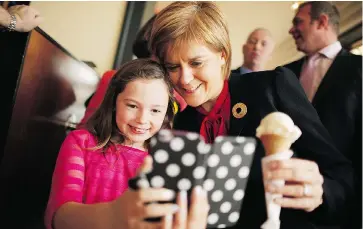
[350,40,362,56]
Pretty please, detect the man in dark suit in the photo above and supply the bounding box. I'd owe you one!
[232,28,275,75]
[284,2,362,228]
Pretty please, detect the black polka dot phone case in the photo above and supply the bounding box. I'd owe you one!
[129,129,257,228]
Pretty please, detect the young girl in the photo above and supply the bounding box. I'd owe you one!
[44,58,209,229]
[77,15,186,129]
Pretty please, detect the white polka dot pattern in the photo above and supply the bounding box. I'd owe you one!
[150,176,164,188]
[145,129,256,228]
[154,149,169,163]
[177,178,192,190]
[181,152,196,166]
[170,137,184,152]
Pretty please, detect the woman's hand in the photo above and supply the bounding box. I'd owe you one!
[8,5,43,32]
[163,186,209,229]
[264,158,324,212]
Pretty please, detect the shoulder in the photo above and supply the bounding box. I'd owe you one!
[99,70,117,86]
[102,70,117,78]
[231,67,241,74]
[229,66,298,87]
[340,51,362,67]
[64,129,98,148]
[335,51,362,80]
[282,57,304,73]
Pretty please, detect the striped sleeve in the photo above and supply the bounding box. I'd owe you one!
[44,131,86,229]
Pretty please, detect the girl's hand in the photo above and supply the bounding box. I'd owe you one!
[112,155,179,229]
[113,187,179,229]
[163,186,210,229]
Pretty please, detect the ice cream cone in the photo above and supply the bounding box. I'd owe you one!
[259,134,292,156]
[256,112,301,229]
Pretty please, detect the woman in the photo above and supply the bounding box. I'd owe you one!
[149,2,354,228]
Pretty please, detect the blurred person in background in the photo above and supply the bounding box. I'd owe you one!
[0,3,42,32]
[232,28,275,75]
[284,2,362,228]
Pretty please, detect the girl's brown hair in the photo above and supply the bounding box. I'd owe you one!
[85,58,175,151]
[149,1,232,79]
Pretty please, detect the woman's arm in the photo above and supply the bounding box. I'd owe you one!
[0,6,11,28]
[272,66,354,223]
[0,5,43,32]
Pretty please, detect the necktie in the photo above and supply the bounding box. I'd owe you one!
[300,53,321,102]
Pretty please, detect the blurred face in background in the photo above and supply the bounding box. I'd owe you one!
[243,29,275,71]
[289,4,322,55]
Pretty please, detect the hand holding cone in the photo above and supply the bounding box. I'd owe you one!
[256,112,301,229]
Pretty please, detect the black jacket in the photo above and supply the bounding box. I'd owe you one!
[284,50,362,228]
[173,67,355,229]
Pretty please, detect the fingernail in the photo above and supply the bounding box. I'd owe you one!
[164,190,175,199]
[137,178,150,188]
[171,204,179,212]
[195,185,203,195]
[180,190,187,201]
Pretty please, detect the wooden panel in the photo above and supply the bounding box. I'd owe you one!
[0,28,99,229]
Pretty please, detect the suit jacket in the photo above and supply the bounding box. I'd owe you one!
[173,67,354,229]
[284,50,362,228]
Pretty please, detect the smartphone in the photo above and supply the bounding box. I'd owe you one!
[129,129,257,228]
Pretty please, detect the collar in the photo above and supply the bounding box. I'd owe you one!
[196,80,229,115]
[318,41,342,59]
[240,66,252,75]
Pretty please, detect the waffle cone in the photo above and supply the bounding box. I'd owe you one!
[260,134,292,156]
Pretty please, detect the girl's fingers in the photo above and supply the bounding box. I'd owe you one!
[187,186,209,229]
[162,214,173,229]
[174,191,187,229]
[136,155,153,175]
[137,188,176,203]
[139,203,179,218]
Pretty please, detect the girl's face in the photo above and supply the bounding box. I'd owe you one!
[115,78,169,149]
[164,41,226,112]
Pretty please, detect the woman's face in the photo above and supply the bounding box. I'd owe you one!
[164,41,226,112]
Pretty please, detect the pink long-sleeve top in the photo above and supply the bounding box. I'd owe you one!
[44,129,148,229]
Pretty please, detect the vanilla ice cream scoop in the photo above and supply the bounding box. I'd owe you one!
[256,112,301,155]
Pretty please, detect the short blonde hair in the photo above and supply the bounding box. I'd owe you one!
[149,1,232,79]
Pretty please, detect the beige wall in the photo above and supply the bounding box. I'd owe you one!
[153,1,297,70]
[216,1,297,70]
[153,1,361,70]
[30,1,127,76]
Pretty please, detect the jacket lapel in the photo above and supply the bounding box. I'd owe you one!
[312,49,346,106]
[283,57,305,80]
[228,77,249,136]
